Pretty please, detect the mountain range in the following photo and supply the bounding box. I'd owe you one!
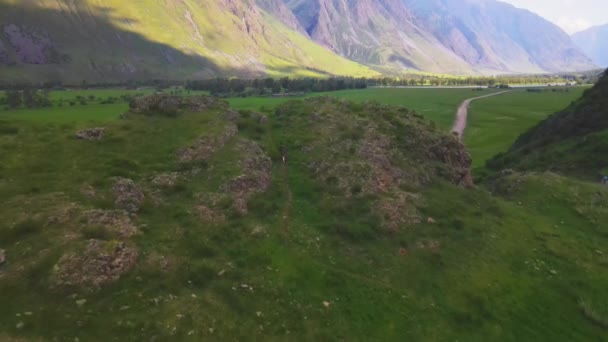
[572,24,608,67]
[0,0,597,82]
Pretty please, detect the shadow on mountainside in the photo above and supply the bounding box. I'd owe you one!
[0,2,260,83]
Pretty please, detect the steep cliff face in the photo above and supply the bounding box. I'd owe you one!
[573,24,608,67]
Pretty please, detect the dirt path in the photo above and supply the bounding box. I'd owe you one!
[279,161,293,239]
[452,91,513,139]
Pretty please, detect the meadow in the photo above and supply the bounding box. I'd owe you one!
[0,87,607,341]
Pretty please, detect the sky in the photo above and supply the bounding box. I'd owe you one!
[499,0,608,34]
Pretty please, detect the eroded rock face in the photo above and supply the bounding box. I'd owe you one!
[3,24,65,64]
[50,239,138,291]
[112,178,145,213]
[76,128,105,140]
[83,209,139,238]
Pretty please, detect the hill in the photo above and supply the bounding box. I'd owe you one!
[573,24,608,67]
[488,69,608,178]
[0,0,378,83]
[287,0,596,74]
[2,90,608,340]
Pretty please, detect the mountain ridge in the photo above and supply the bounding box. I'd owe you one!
[572,24,608,67]
[0,0,598,82]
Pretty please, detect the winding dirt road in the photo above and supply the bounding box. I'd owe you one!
[452,91,513,139]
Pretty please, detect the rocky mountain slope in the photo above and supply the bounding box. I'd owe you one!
[0,0,377,83]
[287,0,595,74]
[488,69,608,177]
[0,0,598,82]
[572,24,608,67]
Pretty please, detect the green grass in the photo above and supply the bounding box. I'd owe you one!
[1,91,608,340]
[466,88,586,168]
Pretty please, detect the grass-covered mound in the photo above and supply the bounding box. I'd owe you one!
[1,94,608,341]
[488,69,608,178]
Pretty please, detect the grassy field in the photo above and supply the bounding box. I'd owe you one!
[466,88,586,168]
[1,89,607,340]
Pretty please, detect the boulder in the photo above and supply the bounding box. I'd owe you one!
[76,128,105,140]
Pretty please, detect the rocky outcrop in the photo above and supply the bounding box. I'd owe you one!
[2,24,67,64]
[221,140,272,215]
[112,178,145,213]
[177,123,238,163]
[76,128,105,140]
[50,239,138,291]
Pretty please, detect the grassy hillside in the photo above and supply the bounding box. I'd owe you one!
[1,93,608,340]
[488,70,608,178]
[0,0,378,83]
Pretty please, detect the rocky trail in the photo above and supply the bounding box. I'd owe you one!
[452,91,513,139]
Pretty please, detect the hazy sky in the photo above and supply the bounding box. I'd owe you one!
[499,0,608,34]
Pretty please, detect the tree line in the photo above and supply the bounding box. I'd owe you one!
[0,89,51,109]
[185,77,368,97]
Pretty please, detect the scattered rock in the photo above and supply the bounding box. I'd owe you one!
[76,299,87,307]
[427,217,436,224]
[177,123,238,163]
[221,140,272,215]
[112,178,145,213]
[323,301,331,308]
[549,269,557,275]
[16,322,24,330]
[195,205,225,224]
[0,249,5,265]
[76,128,105,140]
[50,239,138,291]
[258,114,268,124]
[83,209,139,238]
[151,173,180,187]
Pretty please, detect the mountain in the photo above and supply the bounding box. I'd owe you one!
[0,0,598,82]
[572,24,608,67]
[287,0,596,74]
[0,0,377,83]
[488,69,608,178]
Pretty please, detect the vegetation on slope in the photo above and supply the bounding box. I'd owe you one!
[0,0,378,83]
[488,70,608,178]
[1,91,608,340]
